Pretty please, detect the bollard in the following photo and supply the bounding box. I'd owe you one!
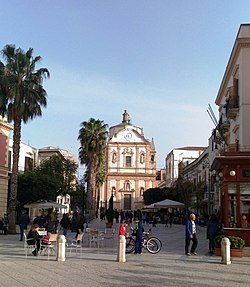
[221,237,231,265]
[117,235,126,262]
[56,235,66,262]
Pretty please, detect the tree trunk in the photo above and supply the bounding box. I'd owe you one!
[8,119,21,234]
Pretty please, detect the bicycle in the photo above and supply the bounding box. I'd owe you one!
[126,228,162,254]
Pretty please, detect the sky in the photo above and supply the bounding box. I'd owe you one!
[1,1,250,171]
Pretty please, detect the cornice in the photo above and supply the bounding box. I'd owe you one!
[0,120,13,132]
[216,39,250,104]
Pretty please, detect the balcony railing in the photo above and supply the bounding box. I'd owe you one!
[220,144,250,154]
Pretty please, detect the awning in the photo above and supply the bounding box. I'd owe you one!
[143,199,185,209]
[24,200,67,209]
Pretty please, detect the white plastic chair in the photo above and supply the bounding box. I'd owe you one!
[89,230,100,248]
[24,233,36,258]
[67,233,84,257]
[40,233,58,260]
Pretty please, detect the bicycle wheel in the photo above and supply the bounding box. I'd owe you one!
[146,237,162,254]
[151,237,162,250]
[126,237,135,253]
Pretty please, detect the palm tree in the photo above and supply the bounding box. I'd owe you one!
[0,44,49,233]
[78,118,108,215]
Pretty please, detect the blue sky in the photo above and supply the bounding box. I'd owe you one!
[1,1,250,170]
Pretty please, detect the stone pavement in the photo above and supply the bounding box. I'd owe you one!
[0,220,249,287]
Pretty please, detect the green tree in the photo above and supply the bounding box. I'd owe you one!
[175,177,194,210]
[0,45,49,232]
[78,118,108,214]
[38,155,77,194]
[17,155,78,209]
[143,187,168,205]
[17,171,59,207]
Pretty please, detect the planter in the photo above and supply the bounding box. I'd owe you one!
[106,222,113,228]
[215,248,221,256]
[214,247,244,257]
[230,249,244,257]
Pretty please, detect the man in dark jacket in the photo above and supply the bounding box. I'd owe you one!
[19,210,30,241]
[134,218,144,254]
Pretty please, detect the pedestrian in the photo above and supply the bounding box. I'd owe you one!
[0,218,8,235]
[119,220,128,236]
[18,210,30,241]
[75,210,84,239]
[60,213,71,237]
[134,217,144,254]
[207,214,221,254]
[185,213,198,256]
[169,213,173,227]
[164,213,169,227]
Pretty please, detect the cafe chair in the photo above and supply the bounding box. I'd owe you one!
[67,233,84,257]
[24,233,36,258]
[40,233,58,260]
[89,229,100,248]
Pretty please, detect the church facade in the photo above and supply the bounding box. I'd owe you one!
[101,111,156,211]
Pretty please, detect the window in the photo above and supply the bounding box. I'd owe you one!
[228,183,237,227]
[126,156,131,167]
[8,151,11,171]
[25,157,33,171]
[240,183,250,228]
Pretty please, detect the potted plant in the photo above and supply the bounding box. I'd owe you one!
[228,236,245,257]
[214,234,245,257]
[214,234,225,256]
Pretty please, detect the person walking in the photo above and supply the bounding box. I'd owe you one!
[60,213,71,237]
[18,210,30,241]
[164,213,169,227]
[185,213,198,256]
[134,218,144,254]
[207,214,220,254]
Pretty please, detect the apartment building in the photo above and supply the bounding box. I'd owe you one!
[210,25,250,241]
[165,146,206,187]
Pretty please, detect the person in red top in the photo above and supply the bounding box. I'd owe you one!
[119,220,128,236]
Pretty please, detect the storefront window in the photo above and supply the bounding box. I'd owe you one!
[228,184,237,227]
[240,183,250,228]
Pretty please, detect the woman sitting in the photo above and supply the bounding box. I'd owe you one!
[27,224,41,256]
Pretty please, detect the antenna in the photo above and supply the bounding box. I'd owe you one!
[207,104,218,127]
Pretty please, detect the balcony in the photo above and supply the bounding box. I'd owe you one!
[225,89,239,119]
